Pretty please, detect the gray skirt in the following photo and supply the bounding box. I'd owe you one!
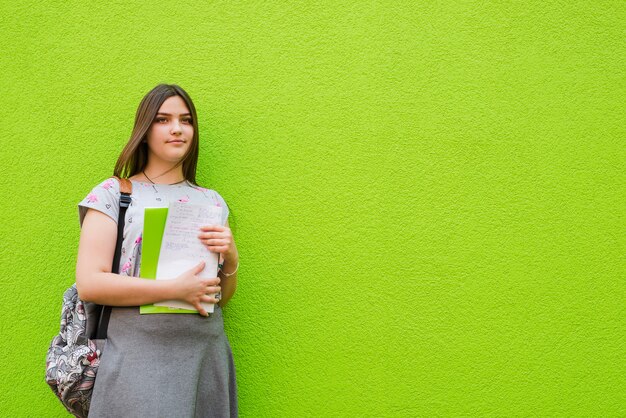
[88,306,237,418]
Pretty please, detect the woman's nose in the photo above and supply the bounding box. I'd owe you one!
[170,120,182,134]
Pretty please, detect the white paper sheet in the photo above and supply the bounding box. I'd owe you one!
[154,201,223,313]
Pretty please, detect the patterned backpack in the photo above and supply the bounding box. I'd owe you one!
[45,285,104,417]
[45,177,132,417]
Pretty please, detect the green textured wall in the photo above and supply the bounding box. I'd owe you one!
[1,1,624,416]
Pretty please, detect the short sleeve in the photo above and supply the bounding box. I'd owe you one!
[78,177,121,227]
[213,190,230,225]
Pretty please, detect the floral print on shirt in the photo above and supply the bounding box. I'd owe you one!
[78,177,229,278]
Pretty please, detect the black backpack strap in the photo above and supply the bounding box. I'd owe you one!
[96,177,133,340]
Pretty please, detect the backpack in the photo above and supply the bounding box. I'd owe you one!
[45,177,132,417]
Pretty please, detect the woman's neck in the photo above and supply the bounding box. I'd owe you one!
[141,163,185,185]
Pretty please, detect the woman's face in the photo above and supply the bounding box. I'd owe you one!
[145,95,194,165]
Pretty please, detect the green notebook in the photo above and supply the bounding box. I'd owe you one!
[139,207,197,314]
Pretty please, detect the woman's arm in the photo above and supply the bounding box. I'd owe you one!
[218,250,238,307]
[76,208,220,316]
[198,220,238,307]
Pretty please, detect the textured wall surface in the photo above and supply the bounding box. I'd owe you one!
[0,1,624,416]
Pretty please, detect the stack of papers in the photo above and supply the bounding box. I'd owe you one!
[139,202,223,315]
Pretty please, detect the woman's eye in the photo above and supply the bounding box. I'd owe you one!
[154,117,191,124]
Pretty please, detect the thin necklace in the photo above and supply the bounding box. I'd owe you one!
[142,170,186,185]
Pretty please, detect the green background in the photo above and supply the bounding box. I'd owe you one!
[1,1,624,416]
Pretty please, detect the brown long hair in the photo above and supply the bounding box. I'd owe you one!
[113,84,200,185]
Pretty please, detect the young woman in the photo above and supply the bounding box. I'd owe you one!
[76,84,238,417]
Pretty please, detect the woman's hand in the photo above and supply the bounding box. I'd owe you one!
[198,224,238,262]
[171,261,221,317]
[198,222,238,307]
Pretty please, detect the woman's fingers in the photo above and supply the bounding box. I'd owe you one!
[198,228,232,242]
[198,234,232,253]
[201,277,221,286]
[175,271,220,317]
[204,246,230,254]
[198,228,233,256]
[203,234,228,241]
[209,245,228,252]
[201,238,230,246]
[200,225,225,232]
[198,232,219,239]
[205,286,221,294]
[186,261,206,275]
[194,303,209,317]
[201,295,220,304]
